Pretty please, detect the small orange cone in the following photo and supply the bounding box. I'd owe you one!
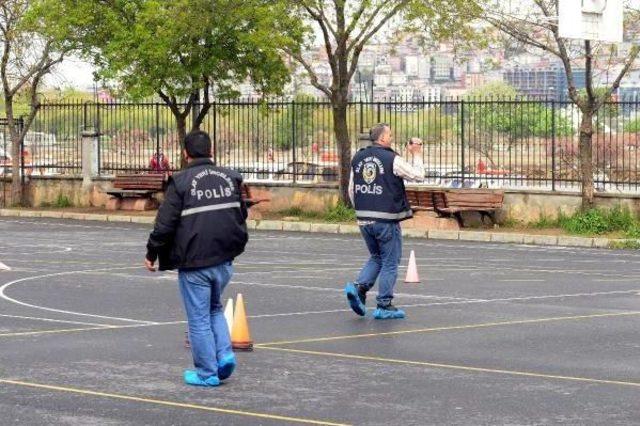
[231,293,253,351]
[404,250,420,283]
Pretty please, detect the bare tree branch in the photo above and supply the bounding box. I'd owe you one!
[301,2,338,79]
[598,45,640,109]
[157,89,183,118]
[194,76,212,128]
[344,1,367,38]
[349,0,408,54]
[584,40,595,105]
[19,52,65,141]
[284,46,332,97]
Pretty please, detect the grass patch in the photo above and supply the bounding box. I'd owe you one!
[557,206,636,236]
[609,239,640,250]
[278,206,322,220]
[530,214,559,229]
[277,203,356,223]
[323,203,356,223]
[504,205,640,242]
[53,194,73,208]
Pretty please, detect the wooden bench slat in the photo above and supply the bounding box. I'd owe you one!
[406,188,505,227]
[113,173,165,192]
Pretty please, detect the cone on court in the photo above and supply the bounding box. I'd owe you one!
[231,293,253,351]
[0,261,10,271]
[404,250,420,283]
[224,298,234,333]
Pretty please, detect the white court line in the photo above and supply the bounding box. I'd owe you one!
[4,289,639,336]
[246,247,640,276]
[0,313,110,327]
[1,219,636,261]
[231,280,477,301]
[0,219,140,230]
[0,266,158,325]
[254,233,640,260]
[593,278,640,282]
[0,246,72,256]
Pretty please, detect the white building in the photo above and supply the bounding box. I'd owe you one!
[418,86,442,102]
[374,73,391,87]
[404,56,419,77]
[391,73,408,86]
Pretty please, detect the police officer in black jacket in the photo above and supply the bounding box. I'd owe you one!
[344,124,424,320]
[145,130,247,387]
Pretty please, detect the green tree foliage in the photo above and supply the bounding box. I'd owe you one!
[466,82,573,139]
[63,0,304,157]
[1,0,86,203]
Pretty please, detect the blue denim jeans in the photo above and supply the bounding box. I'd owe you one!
[178,261,234,380]
[355,221,402,306]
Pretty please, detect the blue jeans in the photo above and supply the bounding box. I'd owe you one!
[355,222,402,306]
[178,261,234,380]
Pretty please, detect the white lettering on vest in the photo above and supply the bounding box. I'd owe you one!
[190,168,235,200]
[355,184,383,195]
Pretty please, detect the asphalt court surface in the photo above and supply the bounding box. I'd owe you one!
[0,217,639,425]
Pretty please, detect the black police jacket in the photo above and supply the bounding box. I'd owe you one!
[145,158,248,271]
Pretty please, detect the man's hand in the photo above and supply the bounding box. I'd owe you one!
[145,258,157,272]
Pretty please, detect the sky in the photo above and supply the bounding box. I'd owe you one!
[46,56,97,91]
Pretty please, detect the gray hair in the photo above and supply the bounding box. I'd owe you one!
[369,123,389,142]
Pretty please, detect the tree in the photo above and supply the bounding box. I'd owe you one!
[72,0,303,166]
[286,0,479,203]
[482,1,640,208]
[0,0,80,204]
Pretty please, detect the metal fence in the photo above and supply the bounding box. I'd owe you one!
[0,117,23,207]
[11,98,640,193]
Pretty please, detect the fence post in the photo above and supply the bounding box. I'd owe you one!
[81,128,99,190]
[155,103,160,161]
[95,102,101,175]
[18,117,25,190]
[212,101,217,165]
[551,100,556,191]
[359,99,364,133]
[460,100,465,184]
[291,99,297,183]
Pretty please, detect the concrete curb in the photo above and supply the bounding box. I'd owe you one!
[1,208,636,250]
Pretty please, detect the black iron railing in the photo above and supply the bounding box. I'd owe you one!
[14,98,640,193]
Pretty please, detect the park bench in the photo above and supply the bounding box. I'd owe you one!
[406,188,504,227]
[437,189,504,227]
[105,172,268,211]
[405,188,445,212]
[106,173,166,210]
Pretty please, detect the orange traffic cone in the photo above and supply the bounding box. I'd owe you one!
[231,293,253,351]
[404,250,420,283]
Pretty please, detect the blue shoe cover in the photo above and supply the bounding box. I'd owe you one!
[373,307,406,320]
[184,370,220,387]
[344,283,366,316]
[218,354,236,380]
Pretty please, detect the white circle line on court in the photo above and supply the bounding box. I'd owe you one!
[0,313,111,327]
[0,266,158,325]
